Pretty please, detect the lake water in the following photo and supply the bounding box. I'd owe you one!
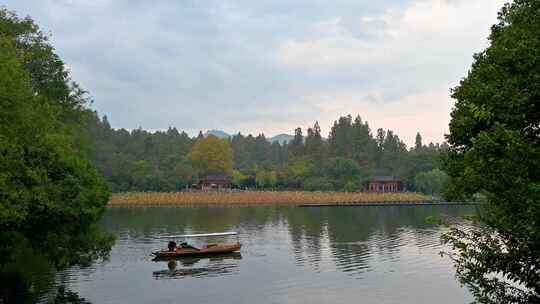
[60,205,476,303]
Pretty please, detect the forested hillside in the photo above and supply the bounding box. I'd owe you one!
[85,113,446,193]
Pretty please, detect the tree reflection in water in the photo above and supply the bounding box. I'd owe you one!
[0,226,113,304]
[0,246,93,304]
[100,205,477,279]
[0,205,479,303]
[283,206,472,277]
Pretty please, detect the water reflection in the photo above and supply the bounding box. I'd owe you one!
[60,205,478,304]
[0,235,100,304]
[98,206,477,280]
[281,207,461,278]
[152,253,242,280]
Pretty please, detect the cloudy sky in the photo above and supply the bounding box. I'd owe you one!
[4,0,506,145]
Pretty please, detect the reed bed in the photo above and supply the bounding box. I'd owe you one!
[108,191,434,207]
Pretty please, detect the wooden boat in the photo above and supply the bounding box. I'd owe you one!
[153,243,241,258]
[152,232,241,258]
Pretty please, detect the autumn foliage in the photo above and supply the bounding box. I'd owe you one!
[188,135,233,176]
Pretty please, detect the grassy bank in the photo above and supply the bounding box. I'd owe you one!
[108,191,434,207]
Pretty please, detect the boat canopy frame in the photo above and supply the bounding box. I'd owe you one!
[160,232,238,239]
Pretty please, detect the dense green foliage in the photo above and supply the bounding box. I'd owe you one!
[86,113,446,192]
[414,169,448,195]
[442,1,540,302]
[86,114,196,191]
[0,8,113,303]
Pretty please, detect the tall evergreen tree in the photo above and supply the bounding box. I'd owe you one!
[328,115,353,158]
[290,127,304,158]
[351,116,376,172]
[415,132,423,151]
[305,121,325,162]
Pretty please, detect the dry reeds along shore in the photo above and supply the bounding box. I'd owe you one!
[108,191,434,207]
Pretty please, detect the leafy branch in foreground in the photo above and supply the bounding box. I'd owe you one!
[442,0,540,302]
[442,222,536,303]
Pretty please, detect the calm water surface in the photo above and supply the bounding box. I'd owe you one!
[61,205,476,303]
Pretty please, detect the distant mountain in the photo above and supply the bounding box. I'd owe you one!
[204,129,231,139]
[203,130,293,144]
[269,133,294,144]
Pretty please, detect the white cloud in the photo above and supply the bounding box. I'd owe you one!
[273,0,506,145]
[4,0,507,146]
[277,0,505,69]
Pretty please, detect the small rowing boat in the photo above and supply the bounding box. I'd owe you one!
[152,231,241,258]
[153,243,242,258]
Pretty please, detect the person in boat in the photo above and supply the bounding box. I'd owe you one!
[168,241,177,252]
[180,242,199,250]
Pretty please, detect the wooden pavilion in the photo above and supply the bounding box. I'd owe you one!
[197,175,232,191]
[366,176,403,192]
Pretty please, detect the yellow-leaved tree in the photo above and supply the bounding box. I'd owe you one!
[188,135,233,176]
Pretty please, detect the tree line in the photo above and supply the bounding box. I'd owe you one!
[85,112,448,193]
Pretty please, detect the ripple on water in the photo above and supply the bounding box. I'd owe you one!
[53,206,473,304]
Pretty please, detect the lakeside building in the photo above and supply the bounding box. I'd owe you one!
[366,176,403,192]
[197,175,232,191]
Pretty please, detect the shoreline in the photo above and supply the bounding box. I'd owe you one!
[299,201,479,207]
[108,191,442,207]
